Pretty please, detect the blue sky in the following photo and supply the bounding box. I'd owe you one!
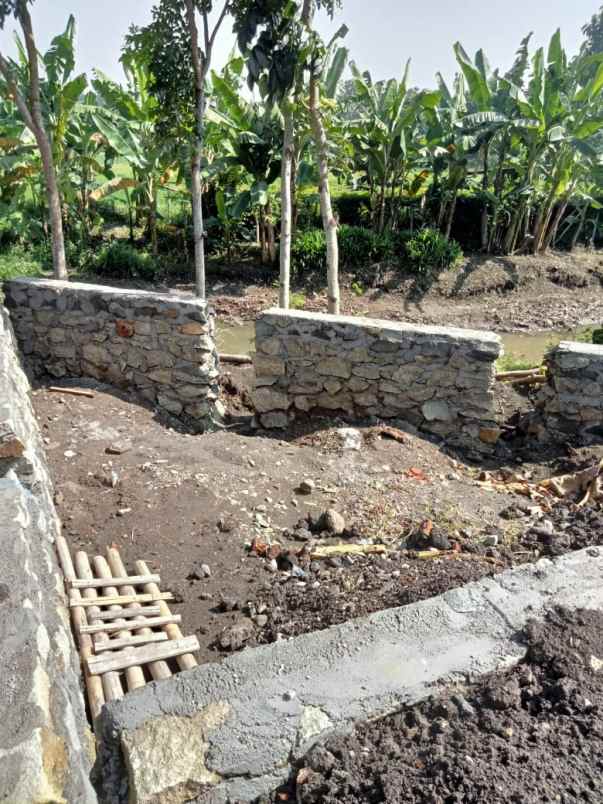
[0,0,599,88]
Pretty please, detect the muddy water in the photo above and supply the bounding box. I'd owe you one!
[216,321,592,366]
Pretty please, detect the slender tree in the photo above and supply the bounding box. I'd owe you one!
[0,0,68,278]
[129,0,230,298]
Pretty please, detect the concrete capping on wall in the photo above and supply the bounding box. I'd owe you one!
[4,278,221,431]
[0,305,96,802]
[96,547,603,804]
[540,341,603,437]
[253,309,502,447]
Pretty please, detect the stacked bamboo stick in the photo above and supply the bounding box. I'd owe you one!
[56,537,199,727]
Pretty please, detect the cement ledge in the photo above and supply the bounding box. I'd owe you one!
[97,547,603,803]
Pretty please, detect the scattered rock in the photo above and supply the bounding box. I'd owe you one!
[318,509,346,535]
[297,479,316,495]
[105,441,132,455]
[188,562,211,581]
[218,619,255,651]
[483,533,499,547]
[336,427,362,451]
[255,614,268,628]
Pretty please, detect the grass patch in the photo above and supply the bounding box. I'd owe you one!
[0,248,45,281]
[496,353,541,372]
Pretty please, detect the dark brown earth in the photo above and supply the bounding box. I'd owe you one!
[156,249,603,333]
[259,606,603,804]
[33,365,603,664]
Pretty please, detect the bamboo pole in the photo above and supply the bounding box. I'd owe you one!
[106,548,172,682]
[135,559,197,670]
[74,551,124,703]
[55,536,105,723]
[79,615,181,636]
[93,555,146,692]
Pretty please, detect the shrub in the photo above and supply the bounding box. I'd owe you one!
[89,241,161,281]
[291,229,326,277]
[0,247,44,281]
[339,225,394,274]
[403,228,462,277]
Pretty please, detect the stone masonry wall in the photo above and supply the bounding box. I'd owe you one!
[253,309,502,447]
[4,278,220,431]
[0,304,96,802]
[540,341,603,436]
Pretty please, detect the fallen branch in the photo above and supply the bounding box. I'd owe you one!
[219,353,252,365]
[310,543,387,559]
[49,386,95,398]
[496,368,544,381]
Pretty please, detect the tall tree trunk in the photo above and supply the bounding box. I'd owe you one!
[266,199,276,263]
[444,190,458,241]
[0,8,67,279]
[309,74,339,314]
[570,202,588,251]
[279,104,294,308]
[480,140,490,251]
[185,0,207,298]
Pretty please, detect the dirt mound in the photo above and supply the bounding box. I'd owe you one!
[262,607,603,804]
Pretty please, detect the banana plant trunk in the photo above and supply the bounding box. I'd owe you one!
[570,202,589,251]
[309,75,339,315]
[279,104,294,308]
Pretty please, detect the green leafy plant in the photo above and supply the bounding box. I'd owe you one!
[339,225,394,270]
[403,227,462,276]
[291,229,326,276]
[0,246,44,280]
[89,241,160,280]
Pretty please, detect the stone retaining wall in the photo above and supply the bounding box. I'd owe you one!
[4,278,220,431]
[540,341,603,436]
[253,309,502,447]
[0,305,96,802]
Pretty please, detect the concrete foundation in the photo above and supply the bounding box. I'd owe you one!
[97,547,603,803]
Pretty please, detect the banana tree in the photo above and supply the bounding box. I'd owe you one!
[207,60,283,264]
[91,56,175,255]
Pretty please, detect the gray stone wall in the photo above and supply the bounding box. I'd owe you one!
[0,305,96,802]
[253,309,502,447]
[4,278,220,430]
[540,341,603,436]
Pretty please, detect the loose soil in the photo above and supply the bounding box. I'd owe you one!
[33,368,603,664]
[261,606,603,804]
[133,249,603,334]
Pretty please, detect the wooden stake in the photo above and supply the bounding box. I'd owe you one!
[106,548,172,682]
[79,614,182,636]
[74,551,124,703]
[93,555,147,693]
[310,544,387,559]
[87,637,200,676]
[69,592,173,608]
[55,537,105,723]
[219,353,253,365]
[89,605,161,622]
[69,574,161,590]
[94,632,169,653]
[135,559,198,671]
[49,386,95,398]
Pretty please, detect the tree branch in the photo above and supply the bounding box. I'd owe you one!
[208,1,230,51]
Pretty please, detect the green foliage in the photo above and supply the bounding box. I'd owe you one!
[0,246,43,280]
[290,291,306,309]
[291,225,394,279]
[291,228,326,276]
[496,353,540,372]
[88,241,160,280]
[332,190,371,226]
[339,224,394,270]
[403,228,462,275]
[592,328,603,345]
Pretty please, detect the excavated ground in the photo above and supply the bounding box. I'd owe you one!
[259,606,603,804]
